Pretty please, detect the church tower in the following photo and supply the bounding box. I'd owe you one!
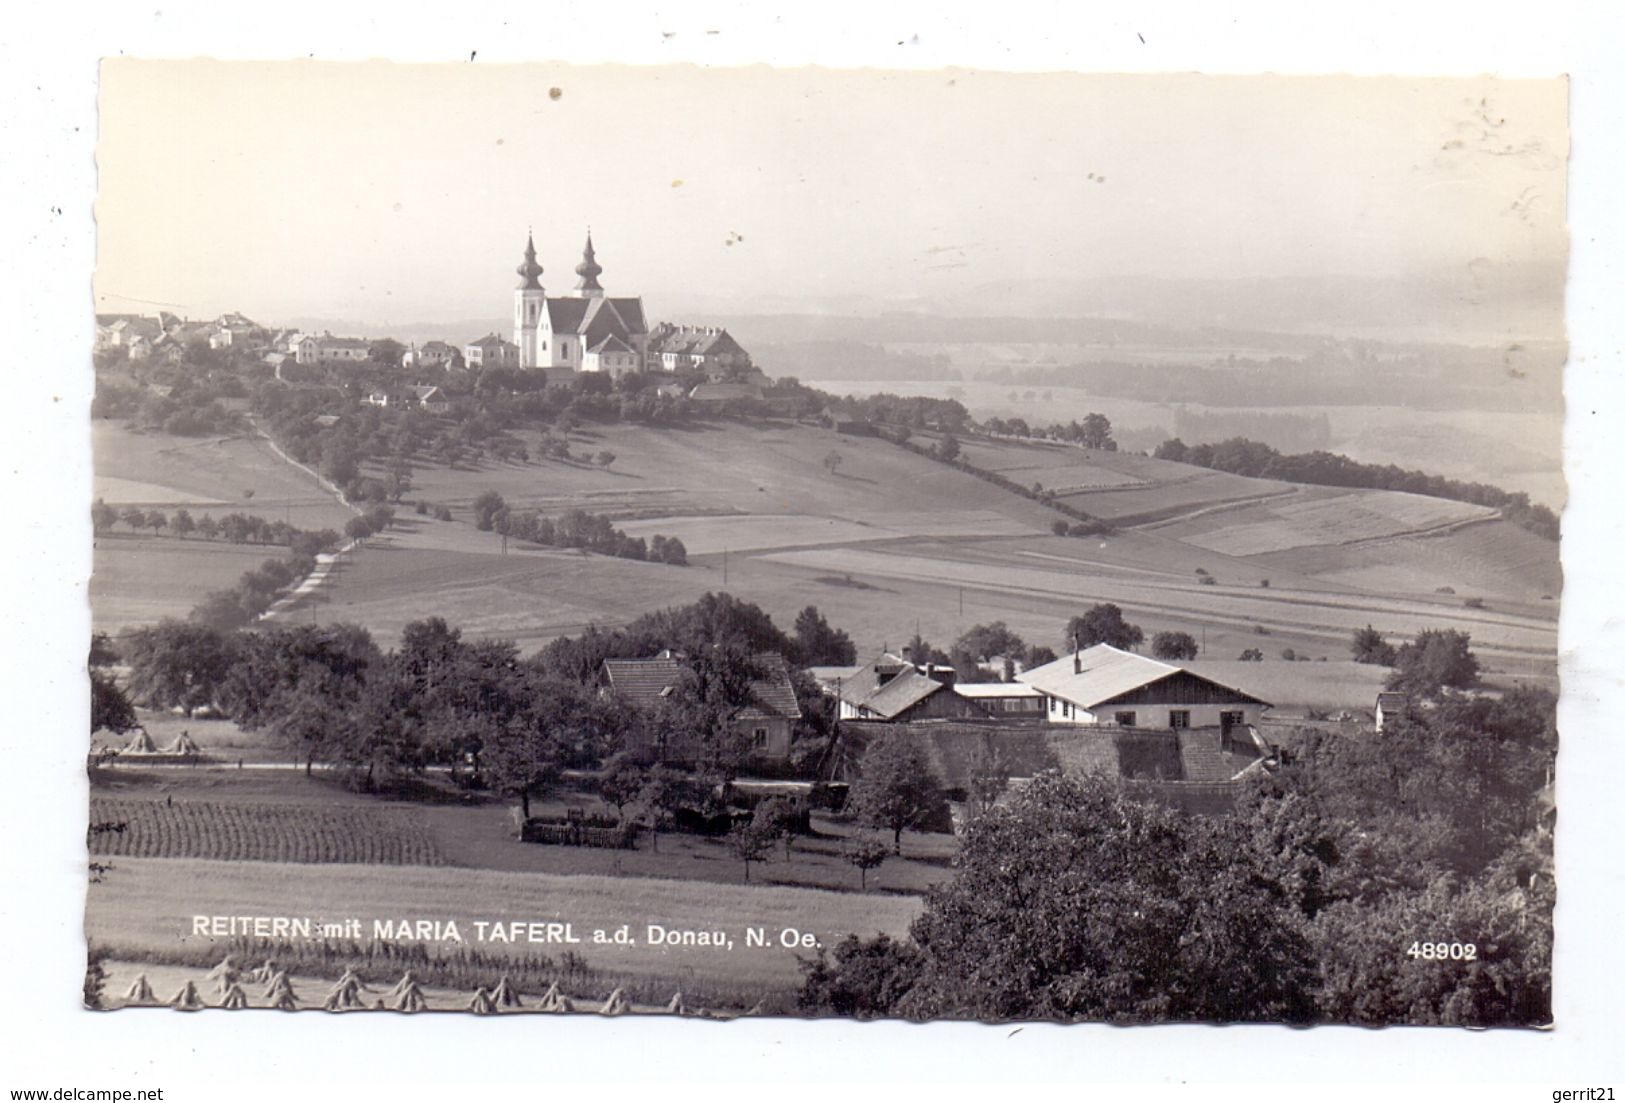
[514,232,546,368]
[574,232,604,298]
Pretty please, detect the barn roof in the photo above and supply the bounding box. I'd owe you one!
[1018,644,1271,710]
[854,670,946,720]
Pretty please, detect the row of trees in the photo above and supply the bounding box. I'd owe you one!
[800,682,1556,1026]
[91,501,341,557]
[471,492,690,565]
[897,607,1202,685]
[1353,625,1480,699]
[1154,436,1559,541]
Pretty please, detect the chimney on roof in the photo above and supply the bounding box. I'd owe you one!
[1073,635,1082,675]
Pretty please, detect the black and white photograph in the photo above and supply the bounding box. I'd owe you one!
[79,60,1566,1027]
[7,3,1625,1095]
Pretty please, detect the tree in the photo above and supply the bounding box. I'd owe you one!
[881,774,1318,1022]
[344,515,375,543]
[122,620,239,717]
[1238,648,1264,662]
[637,766,691,853]
[222,623,379,774]
[472,490,508,532]
[1388,629,1479,698]
[798,933,920,1018]
[822,450,843,476]
[728,815,779,882]
[1050,519,1069,536]
[1026,645,1057,667]
[119,506,145,533]
[901,632,947,668]
[369,338,405,368]
[91,499,118,535]
[1079,412,1114,450]
[934,434,960,463]
[597,754,648,821]
[1065,603,1144,652]
[1351,624,1398,666]
[171,508,195,540]
[842,835,891,891]
[756,795,805,860]
[851,732,942,854]
[791,605,857,666]
[952,622,1027,671]
[965,740,1009,816]
[594,450,617,468]
[1150,631,1199,661]
[90,670,138,735]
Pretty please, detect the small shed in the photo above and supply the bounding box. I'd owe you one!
[1374,692,1409,732]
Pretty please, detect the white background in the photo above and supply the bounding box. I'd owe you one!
[1,2,1621,1096]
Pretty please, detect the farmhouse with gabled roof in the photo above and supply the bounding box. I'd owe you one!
[601,652,802,759]
[1018,643,1271,731]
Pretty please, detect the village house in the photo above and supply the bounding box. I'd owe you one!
[95,313,165,352]
[646,322,753,375]
[513,232,650,379]
[464,333,520,369]
[825,653,998,723]
[1018,643,1272,732]
[600,652,802,760]
[402,340,465,370]
[411,385,450,413]
[296,333,373,365]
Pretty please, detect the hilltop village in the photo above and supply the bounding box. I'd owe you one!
[97,233,768,409]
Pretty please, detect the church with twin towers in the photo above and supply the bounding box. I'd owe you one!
[511,231,753,380]
[513,231,649,376]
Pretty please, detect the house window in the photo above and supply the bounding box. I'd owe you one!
[1220,710,1245,730]
[1114,711,1137,727]
[1169,710,1191,729]
[752,727,769,751]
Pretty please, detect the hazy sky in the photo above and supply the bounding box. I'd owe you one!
[94,62,1568,324]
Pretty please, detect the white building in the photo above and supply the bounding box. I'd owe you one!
[513,231,649,379]
[1018,643,1271,731]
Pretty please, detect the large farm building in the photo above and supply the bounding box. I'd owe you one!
[1018,644,1271,731]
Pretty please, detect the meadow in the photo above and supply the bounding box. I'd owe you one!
[92,536,277,634]
[86,856,923,992]
[92,421,355,531]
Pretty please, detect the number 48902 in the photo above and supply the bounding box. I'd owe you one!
[1406,941,1477,961]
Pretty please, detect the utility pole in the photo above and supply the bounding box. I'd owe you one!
[722,547,728,586]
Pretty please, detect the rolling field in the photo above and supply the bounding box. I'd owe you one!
[1248,519,1563,603]
[1149,487,1495,556]
[805,378,1565,509]
[96,415,1558,684]
[402,419,1058,536]
[93,422,355,531]
[92,536,284,634]
[86,856,923,991]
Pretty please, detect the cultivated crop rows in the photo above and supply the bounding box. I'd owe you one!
[89,798,446,866]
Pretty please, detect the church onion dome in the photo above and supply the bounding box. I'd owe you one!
[516,232,544,290]
[574,232,604,291]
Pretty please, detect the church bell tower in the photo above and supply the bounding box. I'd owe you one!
[514,231,546,368]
